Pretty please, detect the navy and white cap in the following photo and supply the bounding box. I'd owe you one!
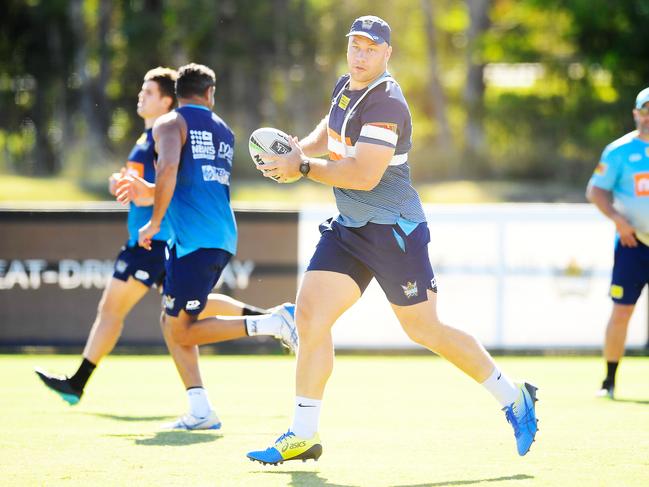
[346,15,391,45]
[635,87,649,109]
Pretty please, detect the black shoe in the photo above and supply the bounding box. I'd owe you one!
[596,380,614,399]
[34,368,82,405]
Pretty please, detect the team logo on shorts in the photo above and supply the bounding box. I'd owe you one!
[610,285,624,300]
[185,300,201,311]
[401,281,419,299]
[163,295,175,310]
[430,277,438,293]
[115,260,128,273]
[134,269,150,281]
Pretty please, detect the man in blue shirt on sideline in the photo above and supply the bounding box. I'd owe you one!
[587,87,649,399]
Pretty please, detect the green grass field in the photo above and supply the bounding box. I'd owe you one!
[2,355,648,486]
[0,173,586,204]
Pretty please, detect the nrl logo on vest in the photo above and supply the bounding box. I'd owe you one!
[401,281,418,299]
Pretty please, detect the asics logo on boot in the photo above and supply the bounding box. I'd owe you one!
[282,440,306,452]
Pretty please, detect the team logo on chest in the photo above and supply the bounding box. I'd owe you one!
[634,172,649,196]
[401,281,419,299]
[338,94,350,110]
[189,130,216,160]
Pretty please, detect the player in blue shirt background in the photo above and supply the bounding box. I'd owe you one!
[137,63,296,430]
[587,87,649,399]
[35,68,296,418]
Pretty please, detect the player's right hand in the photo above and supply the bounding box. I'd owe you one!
[613,215,638,247]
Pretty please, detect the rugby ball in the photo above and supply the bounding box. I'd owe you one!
[248,127,299,183]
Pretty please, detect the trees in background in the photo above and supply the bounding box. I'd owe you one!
[1,0,649,192]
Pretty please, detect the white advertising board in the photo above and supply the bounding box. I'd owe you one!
[299,204,648,350]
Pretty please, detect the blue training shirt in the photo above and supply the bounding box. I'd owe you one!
[327,73,426,227]
[165,105,237,257]
[125,129,171,246]
[589,130,649,234]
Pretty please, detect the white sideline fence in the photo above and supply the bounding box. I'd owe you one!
[298,204,648,350]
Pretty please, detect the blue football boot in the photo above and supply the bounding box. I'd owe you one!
[503,382,539,456]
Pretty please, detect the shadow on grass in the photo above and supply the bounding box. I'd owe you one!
[252,472,533,487]
[85,412,175,422]
[393,474,534,486]
[105,431,221,446]
[253,470,357,487]
[612,398,649,405]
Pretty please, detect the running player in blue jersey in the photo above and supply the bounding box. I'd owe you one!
[247,16,539,464]
[587,87,649,399]
[35,68,296,413]
[137,63,296,430]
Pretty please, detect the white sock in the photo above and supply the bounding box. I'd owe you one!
[481,368,519,407]
[290,395,321,439]
[187,387,213,418]
[245,314,283,337]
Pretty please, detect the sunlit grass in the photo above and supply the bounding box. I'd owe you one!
[2,355,648,486]
[0,173,585,205]
[0,174,102,203]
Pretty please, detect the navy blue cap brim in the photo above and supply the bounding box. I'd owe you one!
[346,31,387,45]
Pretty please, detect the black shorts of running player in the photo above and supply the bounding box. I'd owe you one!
[113,240,167,288]
[307,218,436,306]
[610,238,649,305]
[162,245,232,317]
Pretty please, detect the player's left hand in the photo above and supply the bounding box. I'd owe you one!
[138,220,160,251]
[115,174,155,206]
[254,136,303,183]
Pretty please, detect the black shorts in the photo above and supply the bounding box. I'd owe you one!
[610,238,649,305]
[307,218,436,306]
[162,245,232,317]
[112,240,167,288]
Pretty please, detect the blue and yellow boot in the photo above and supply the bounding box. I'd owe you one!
[247,430,322,465]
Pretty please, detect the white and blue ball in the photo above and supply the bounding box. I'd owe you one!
[248,127,299,183]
